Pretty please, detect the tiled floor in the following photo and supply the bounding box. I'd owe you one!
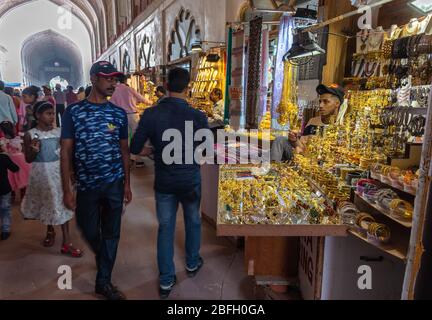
[0,160,255,300]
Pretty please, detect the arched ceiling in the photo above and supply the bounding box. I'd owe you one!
[0,0,108,58]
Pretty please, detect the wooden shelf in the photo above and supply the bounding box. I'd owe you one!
[348,229,407,261]
[217,223,348,237]
[355,192,412,228]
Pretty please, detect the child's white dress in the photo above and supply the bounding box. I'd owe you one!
[21,128,73,225]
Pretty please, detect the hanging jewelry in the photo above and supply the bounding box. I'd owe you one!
[359,29,370,52]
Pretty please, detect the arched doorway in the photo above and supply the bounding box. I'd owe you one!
[21,30,84,88]
[0,0,94,85]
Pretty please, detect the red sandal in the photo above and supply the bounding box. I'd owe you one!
[61,244,84,258]
[43,231,56,247]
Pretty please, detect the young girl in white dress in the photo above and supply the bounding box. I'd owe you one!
[21,101,83,257]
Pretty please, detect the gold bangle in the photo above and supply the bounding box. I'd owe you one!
[356,212,375,229]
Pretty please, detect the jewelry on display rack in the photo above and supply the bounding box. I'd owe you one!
[367,222,391,243]
[401,18,420,38]
[408,115,426,137]
[368,27,385,52]
[418,14,432,34]
[364,61,378,77]
[389,24,402,40]
[358,29,370,53]
[389,199,413,220]
[411,86,430,107]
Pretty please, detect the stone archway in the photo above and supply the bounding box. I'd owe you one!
[0,0,107,59]
[21,30,84,88]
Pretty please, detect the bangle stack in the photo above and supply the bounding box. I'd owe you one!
[338,201,359,226]
[389,199,414,220]
[356,212,375,228]
[367,222,391,244]
[374,189,399,210]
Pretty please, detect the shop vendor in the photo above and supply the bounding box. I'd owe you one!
[271,83,345,162]
[207,88,225,129]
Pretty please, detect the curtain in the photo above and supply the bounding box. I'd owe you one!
[271,14,294,130]
[259,27,269,120]
[245,16,263,129]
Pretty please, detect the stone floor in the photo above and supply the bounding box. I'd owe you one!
[0,160,255,300]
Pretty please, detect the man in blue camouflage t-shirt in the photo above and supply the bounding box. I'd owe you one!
[60,61,132,300]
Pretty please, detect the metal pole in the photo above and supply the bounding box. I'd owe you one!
[402,84,432,300]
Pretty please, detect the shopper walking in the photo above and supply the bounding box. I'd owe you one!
[0,129,19,241]
[65,86,78,106]
[61,61,131,300]
[0,81,18,125]
[110,74,151,167]
[21,86,40,131]
[4,87,21,133]
[77,87,86,101]
[53,84,66,127]
[21,101,83,257]
[0,121,30,203]
[131,68,209,299]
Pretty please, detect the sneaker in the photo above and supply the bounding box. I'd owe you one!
[1,232,11,241]
[186,257,204,278]
[159,276,177,299]
[95,283,126,300]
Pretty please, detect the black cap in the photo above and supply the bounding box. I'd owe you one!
[316,83,345,104]
[90,61,123,77]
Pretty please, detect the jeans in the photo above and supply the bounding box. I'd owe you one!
[0,193,12,233]
[75,179,124,286]
[155,184,202,287]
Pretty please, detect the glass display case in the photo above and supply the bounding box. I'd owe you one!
[216,163,348,237]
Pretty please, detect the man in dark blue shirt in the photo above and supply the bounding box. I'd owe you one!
[60,61,132,300]
[131,68,209,299]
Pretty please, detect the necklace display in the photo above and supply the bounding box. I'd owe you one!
[402,20,419,37]
[389,26,402,40]
[358,29,370,53]
[368,28,384,52]
[364,61,378,77]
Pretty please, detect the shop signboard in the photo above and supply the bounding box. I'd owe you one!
[298,236,324,300]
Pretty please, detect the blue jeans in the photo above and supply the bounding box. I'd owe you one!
[155,184,202,287]
[0,193,12,233]
[75,179,124,286]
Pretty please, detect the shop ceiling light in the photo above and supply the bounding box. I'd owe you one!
[192,40,225,53]
[206,54,221,62]
[409,0,432,13]
[191,42,203,52]
[283,30,325,61]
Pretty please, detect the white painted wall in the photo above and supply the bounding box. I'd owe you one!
[100,0,233,67]
[0,0,92,84]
